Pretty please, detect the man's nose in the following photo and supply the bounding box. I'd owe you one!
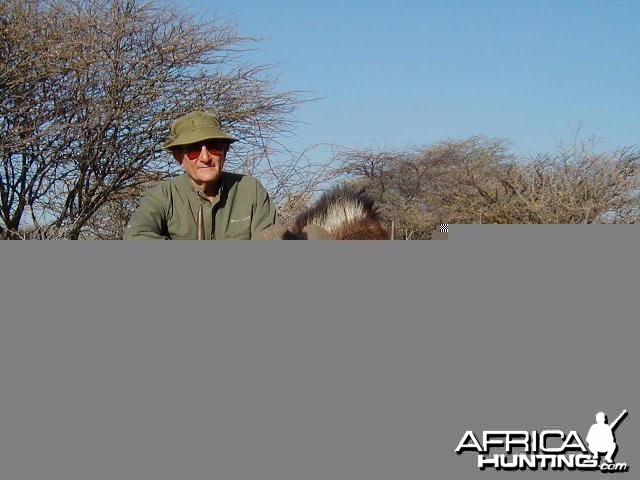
[198,145,212,161]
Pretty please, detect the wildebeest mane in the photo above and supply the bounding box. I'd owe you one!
[291,185,389,240]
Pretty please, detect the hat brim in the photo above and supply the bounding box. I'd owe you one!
[162,128,238,151]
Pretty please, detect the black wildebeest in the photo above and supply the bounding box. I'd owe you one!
[257,185,390,240]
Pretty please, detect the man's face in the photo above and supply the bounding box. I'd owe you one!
[174,140,230,188]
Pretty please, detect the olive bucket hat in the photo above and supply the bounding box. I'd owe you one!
[162,111,237,151]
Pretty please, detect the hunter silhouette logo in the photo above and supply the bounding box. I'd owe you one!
[587,410,627,463]
[455,409,629,472]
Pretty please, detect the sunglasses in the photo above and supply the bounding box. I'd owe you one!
[181,141,230,160]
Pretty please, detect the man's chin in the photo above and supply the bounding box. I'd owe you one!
[196,170,221,181]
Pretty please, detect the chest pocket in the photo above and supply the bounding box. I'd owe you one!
[225,215,251,239]
[168,214,199,240]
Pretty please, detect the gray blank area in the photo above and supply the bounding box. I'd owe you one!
[0,226,637,480]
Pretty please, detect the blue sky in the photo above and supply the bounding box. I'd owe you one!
[191,0,639,159]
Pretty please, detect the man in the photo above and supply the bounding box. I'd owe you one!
[124,111,277,239]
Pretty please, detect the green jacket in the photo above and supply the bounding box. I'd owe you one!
[124,172,277,240]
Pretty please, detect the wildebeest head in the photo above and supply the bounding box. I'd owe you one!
[258,185,389,240]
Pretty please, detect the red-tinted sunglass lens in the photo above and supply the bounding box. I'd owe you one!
[185,149,201,160]
[205,141,227,152]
